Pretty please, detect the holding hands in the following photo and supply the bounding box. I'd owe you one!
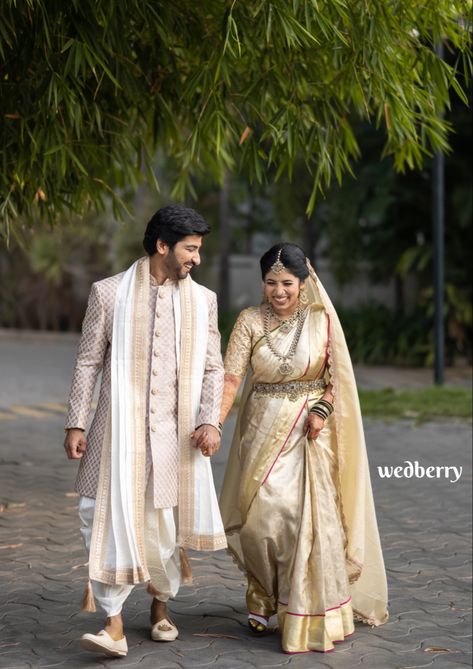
[191,424,221,457]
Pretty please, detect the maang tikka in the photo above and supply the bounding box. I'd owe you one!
[270,248,286,274]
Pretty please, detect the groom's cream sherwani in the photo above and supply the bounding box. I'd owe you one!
[66,269,224,511]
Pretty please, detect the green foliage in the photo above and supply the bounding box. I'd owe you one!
[338,303,432,365]
[1,0,471,238]
[359,387,472,421]
[0,204,156,330]
[0,215,114,329]
[313,77,472,364]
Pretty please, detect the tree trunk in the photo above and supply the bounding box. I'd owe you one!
[218,174,230,312]
[394,274,405,313]
[303,215,316,266]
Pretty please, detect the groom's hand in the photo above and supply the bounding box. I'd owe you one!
[191,424,221,457]
[64,428,87,459]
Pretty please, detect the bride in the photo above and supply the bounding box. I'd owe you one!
[218,242,388,654]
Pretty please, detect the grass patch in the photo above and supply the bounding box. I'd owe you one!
[359,387,472,422]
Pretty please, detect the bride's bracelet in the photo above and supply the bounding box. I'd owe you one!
[309,399,334,420]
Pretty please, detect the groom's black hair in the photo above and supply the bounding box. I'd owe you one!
[143,204,211,255]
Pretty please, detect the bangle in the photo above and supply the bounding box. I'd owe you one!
[309,399,334,420]
[317,399,334,413]
[312,398,334,412]
[309,404,330,417]
[310,408,328,420]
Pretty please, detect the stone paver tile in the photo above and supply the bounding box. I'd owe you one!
[428,653,472,667]
[357,649,399,667]
[419,636,471,653]
[1,401,471,669]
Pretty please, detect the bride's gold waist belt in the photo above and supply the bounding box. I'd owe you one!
[253,379,326,402]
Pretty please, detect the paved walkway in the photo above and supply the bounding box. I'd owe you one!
[0,334,471,668]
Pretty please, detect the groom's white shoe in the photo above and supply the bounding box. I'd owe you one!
[151,618,179,641]
[80,629,128,657]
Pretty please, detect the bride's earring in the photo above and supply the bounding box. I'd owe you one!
[299,287,309,305]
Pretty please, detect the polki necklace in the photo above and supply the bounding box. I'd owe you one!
[263,304,306,375]
[269,305,303,333]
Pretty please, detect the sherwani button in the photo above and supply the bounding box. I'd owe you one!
[150,407,156,414]
[151,389,157,395]
[152,369,158,376]
[153,351,159,357]
[154,330,160,337]
[151,426,157,432]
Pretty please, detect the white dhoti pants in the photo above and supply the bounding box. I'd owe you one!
[79,482,180,616]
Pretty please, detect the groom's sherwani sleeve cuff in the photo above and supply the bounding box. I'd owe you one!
[196,292,224,429]
[65,282,108,431]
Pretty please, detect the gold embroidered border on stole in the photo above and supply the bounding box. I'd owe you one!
[89,407,115,583]
[177,277,196,548]
[177,278,226,551]
[89,257,149,584]
[130,257,149,577]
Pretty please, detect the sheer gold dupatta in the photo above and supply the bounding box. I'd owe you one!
[304,262,388,625]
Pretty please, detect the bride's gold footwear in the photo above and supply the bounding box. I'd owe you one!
[248,614,269,634]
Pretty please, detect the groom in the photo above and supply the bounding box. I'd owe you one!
[64,204,226,657]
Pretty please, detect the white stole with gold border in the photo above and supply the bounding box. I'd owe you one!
[89,257,225,587]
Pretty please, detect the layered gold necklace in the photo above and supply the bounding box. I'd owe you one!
[263,304,306,375]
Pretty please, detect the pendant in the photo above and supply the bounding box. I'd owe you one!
[279,361,294,375]
[279,322,293,334]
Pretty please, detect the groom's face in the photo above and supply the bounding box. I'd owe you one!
[165,235,203,280]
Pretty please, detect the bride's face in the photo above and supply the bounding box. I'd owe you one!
[263,269,302,315]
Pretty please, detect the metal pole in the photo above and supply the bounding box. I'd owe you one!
[432,40,445,385]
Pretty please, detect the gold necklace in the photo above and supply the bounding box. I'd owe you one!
[269,304,302,333]
[263,305,306,375]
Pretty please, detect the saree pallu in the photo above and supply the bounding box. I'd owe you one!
[221,305,356,653]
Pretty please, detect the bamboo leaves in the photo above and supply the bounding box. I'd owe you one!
[0,0,471,235]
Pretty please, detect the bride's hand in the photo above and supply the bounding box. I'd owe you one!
[304,413,325,440]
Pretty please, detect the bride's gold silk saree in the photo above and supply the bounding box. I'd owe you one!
[219,265,388,654]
